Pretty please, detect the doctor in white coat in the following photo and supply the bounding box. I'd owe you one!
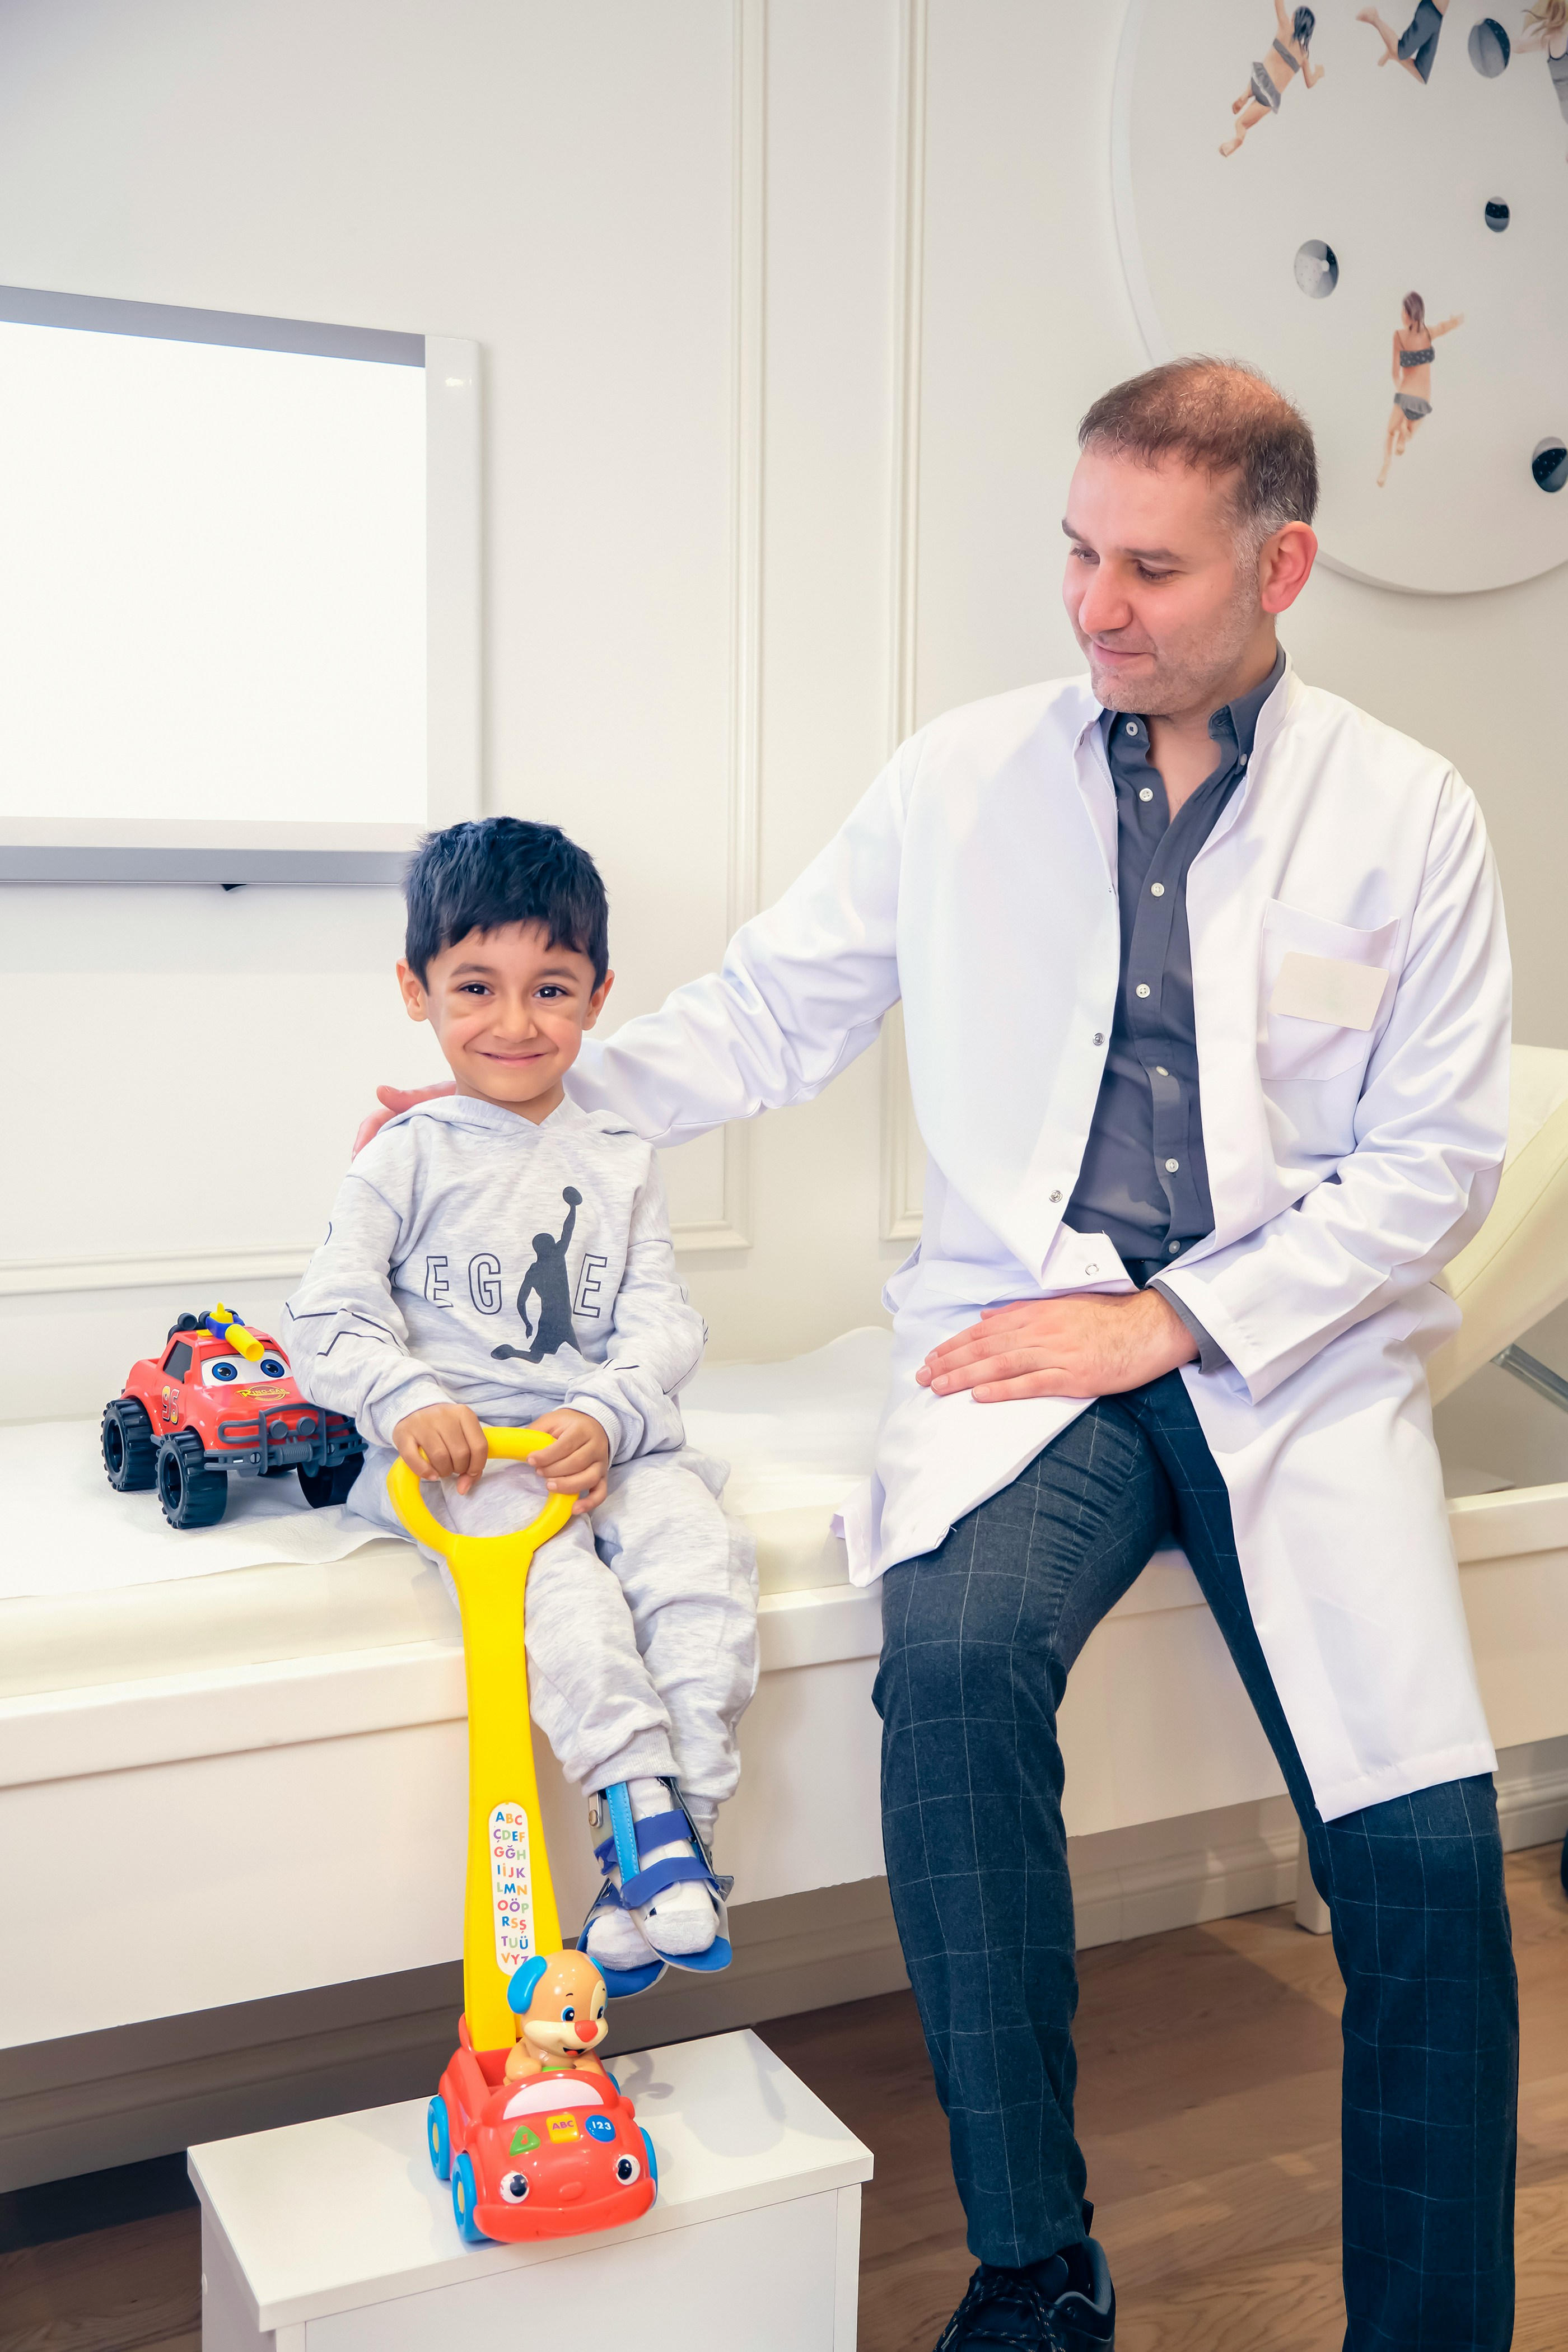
[365,361,1515,2352]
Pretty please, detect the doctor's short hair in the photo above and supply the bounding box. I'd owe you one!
[403,816,610,986]
[1077,358,1318,548]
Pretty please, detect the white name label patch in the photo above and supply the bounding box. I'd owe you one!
[1270,951,1390,1032]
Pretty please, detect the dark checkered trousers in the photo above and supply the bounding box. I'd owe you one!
[874,1370,1518,2351]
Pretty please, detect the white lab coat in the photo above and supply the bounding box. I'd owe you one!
[571,664,1510,1820]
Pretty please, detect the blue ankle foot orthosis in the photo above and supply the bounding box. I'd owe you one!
[577,1779,734,1998]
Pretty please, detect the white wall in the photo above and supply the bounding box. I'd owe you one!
[2,0,1563,1425]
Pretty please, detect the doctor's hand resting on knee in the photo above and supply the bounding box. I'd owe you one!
[917,1289,1197,1401]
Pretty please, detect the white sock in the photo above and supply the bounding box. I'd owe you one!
[585,1898,658,1973]
[624,1777,718,1958]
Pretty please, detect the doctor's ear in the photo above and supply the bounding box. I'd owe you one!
[1258,520,1318,615]
[396,960,430,1024]
[583,969,614,1030]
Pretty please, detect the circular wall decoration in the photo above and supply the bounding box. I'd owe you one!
[1113,0,1568,591]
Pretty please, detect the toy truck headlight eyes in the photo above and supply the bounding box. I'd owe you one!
[210,1361,239,1383]
[614,2154,641,2184]
[499,2171,530,2202]
[258,1356,286,1378]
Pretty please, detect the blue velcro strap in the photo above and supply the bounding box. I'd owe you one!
[604,1782,641,1888]
[619,1853,718,1911]
[632,1810,689,1852]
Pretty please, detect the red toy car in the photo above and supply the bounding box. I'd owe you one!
[101,1305,364,1529]
[427,2026,658,2244]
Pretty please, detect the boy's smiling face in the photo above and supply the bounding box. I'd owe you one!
[397,922,613,1122]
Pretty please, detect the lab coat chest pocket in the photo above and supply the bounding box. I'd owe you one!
[1258,900,1399,1083]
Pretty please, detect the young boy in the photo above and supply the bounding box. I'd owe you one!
[283,817,758,1989]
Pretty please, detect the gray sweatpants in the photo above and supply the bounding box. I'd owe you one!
[349,1445,758,1824]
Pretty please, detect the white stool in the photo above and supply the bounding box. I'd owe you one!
[190,2028,872,2350]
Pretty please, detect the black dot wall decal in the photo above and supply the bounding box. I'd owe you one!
[1469,18,1510,75]
[1294,239,1338,297]
[1532,437,1568,494]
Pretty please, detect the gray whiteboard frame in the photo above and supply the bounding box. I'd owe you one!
[0,287,480,884]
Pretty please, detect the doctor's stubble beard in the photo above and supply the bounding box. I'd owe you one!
[1081,561,1264,722]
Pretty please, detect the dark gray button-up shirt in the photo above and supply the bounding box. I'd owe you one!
[1065,648,1286,1364]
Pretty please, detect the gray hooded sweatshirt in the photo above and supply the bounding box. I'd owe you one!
[282,1093,706,1458]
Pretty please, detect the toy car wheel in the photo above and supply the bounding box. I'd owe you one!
[296,1461,335,1508]
[156,1432,228,1529]
[297,1454,364,1509]
[427,2094,452,2181]
[101,1398,157,1492]
[451,2150,487,2244]
[641,2125,659,2200]
[330,1454,363,1504]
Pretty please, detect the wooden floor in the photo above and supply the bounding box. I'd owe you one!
[3,1844,1564,2352]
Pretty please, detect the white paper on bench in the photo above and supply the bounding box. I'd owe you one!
[0,1327,894,1604]
[0,1416,388,1600]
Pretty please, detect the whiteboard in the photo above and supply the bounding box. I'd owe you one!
[0,287,479,880]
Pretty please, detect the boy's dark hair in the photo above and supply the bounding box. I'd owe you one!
[1078,358,1319,545]
[404,817,609,986]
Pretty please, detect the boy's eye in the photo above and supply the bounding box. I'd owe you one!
[536,985,566,1000]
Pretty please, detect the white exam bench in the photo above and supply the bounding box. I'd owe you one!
[7,1039,1568,2054]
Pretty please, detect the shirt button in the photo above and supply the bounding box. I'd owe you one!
[1135,983,1151,998]
[1093,1032,1104,1046]
[1049,1189,1062,1204]
[1085,1262,1099,1276]
[1165,1158,1180,1172]
[1138,787,1154,802]
[1155,1065,1169,1077]
[1126,721,1140,737]
[1150,882,1165,897]
[1168,1240,1181,1254]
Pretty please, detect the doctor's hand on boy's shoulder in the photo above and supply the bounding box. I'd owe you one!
[353,1081,454,1158]
[391,1402,610,1513]
[917,1287,1198,1404]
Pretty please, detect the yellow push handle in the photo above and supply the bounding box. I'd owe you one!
[386,1427,575,2053]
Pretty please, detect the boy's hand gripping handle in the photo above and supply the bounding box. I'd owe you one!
[386,1427,574,2054]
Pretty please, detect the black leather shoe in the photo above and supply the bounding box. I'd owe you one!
[934,2238,1116,2350]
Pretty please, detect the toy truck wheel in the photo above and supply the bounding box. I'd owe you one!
[427,2095,452,2181]
[297,1455,363,1509]
[156,1433,228,1529]
[330,1454,363,1504]
[101,1399,157,1492]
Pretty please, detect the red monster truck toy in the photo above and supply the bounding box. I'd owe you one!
[101,1301,364,1529]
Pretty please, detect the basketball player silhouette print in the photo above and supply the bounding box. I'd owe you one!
[492,1187,584,1365]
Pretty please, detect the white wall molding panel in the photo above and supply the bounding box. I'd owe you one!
[878,0,928,1243]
